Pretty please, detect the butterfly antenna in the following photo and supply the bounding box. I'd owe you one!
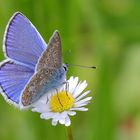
[66,63,96,69]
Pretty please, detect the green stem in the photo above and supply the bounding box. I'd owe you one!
[66,126,73,140]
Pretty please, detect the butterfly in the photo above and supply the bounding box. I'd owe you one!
[0,12,68,108]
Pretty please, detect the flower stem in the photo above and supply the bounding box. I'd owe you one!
[66,126,73,140]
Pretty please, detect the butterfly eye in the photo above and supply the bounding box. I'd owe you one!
[63,65,68,71]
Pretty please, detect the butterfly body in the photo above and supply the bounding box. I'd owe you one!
[0,12,67,108]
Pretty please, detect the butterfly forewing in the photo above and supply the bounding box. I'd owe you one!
[4,12,47,69]
[36,31,62,71]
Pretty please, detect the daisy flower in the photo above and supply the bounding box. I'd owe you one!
[31,76,92,126]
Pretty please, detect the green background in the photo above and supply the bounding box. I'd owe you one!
[0,0,140,140]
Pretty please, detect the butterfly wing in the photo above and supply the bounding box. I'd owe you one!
[21,31,65,106]
[0,60,34,106]
[3,12,47,70]
[36,30,62,71]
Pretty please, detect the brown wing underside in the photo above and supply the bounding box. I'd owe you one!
[36,30,62,71]
[21,68,55,106]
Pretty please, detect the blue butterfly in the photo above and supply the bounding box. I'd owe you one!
[0,12,68,108]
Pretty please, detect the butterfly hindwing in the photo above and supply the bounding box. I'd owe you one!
[21,68,56,106]
[0,60,34,105]
[3,12,47,69]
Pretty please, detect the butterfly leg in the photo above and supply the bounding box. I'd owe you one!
[52,78,69,94]
[51,78,70,98]
[46,96,49,104]
[55,88,63,107]
[65,81,69,95]
[61,81,70,99]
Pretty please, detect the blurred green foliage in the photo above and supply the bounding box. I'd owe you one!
[0,0,140,140]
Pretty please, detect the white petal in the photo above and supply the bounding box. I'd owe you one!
[67,111,76,116]
[65,77,74,91]
[57,112,66,120]
[32,101,44,108]
[31,107,49,113]
[68,77,79,93]
[75,90,90,101]
[40,112,56,120]
[48,92,54,100]
[74,103,90,107]
[75,97,92,105]
[52,119,58,126]
[73,81,87,98]
[60,111,68,118]
[59,118,65,124]
[31,103,50,113]
[40,113,50,120]
[65,116,71,126]
[58,112,68,124]
[70,107,88,111]
[52,113,64,126]
[39,93,48,102]
[31,108,38,112]
[67,76,74,85]
[68,76,74,82]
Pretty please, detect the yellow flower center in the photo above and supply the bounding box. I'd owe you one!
[50,91,75,112]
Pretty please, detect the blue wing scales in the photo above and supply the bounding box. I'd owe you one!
[0,61,34,105]
[3,12,47,69]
